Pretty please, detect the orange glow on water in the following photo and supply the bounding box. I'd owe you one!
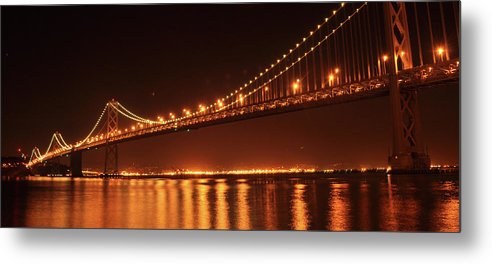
[5,175,459,232]
[291,183,310,230]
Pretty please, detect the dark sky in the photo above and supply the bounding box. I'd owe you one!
[1,3,459,170]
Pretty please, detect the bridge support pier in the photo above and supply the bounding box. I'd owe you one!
[70,151,83,177]
[387,81,430,170]
[104,143,118,175]
[104,99,119,175]
[385,2,430,171]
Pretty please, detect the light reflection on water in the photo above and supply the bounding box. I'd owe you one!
[1,174,459,231]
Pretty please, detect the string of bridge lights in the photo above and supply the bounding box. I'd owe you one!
[186,2,350,117]
[75,104,108,147]
[57,133,71,149]
[53,133,71,150]
[29,133,71,163]
[113,102,162,124]
[217,2,367,111]
[30,2,372,164]
[29,147,42,163]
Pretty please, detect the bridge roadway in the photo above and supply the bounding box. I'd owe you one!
[40,60,459,162]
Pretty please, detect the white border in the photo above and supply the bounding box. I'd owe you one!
[1,0,491,263]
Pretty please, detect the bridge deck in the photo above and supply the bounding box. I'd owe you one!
[35,60,459,162]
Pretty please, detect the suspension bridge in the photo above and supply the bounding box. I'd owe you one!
[27,2,460,176]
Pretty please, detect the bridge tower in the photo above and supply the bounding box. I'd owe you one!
[104,99,119,175]
[384,2,430,170]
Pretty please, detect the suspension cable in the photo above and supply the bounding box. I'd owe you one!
[57,133,71,148]
[44,133,57,156]
[115,102,160,124]
[192,2,348,116]
[219,2,368,111]
[54,133,70,150]
[75,104,108,146]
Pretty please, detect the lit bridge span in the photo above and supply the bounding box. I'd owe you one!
[28,2,460,175]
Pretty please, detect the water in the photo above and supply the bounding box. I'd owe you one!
[1,173,459,231]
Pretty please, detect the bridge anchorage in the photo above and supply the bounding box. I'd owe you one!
[27,2,459,175]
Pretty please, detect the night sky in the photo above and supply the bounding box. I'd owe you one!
[1,3,459,170]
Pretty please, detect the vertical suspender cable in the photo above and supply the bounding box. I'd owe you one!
[349,11,356,84]
[365,6,374,79]
[320,32,325,89]
[356,8,365,81]
[439,2,449,61]
[312,33,318,91]
[414,2,424,66]
[341,7,350,83]
[298,42,303,91]
[453,2,460,48]
[305,43,310,92]
[427,2,436,63]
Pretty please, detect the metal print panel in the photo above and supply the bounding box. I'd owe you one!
[1,1,460,231]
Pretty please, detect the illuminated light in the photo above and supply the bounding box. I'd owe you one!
[292,82,299,90]
[437,47,444,56]
[310,31,313,35]
[296,78,300,82]
[125,128,128,132]
[400,51,405,56]
[325,18,328,22]
[303,38,306,41]
[264,86,269,91]
[317,24,321,29]
[296,43,299,47]
[283,54,286,58]
[289,49,292,53]
[329,74,334,81]
[383,55,388,62]
[335,68,340,74]
[333,10,336,15]
[428,67,433,72]
[341,2,345,7]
